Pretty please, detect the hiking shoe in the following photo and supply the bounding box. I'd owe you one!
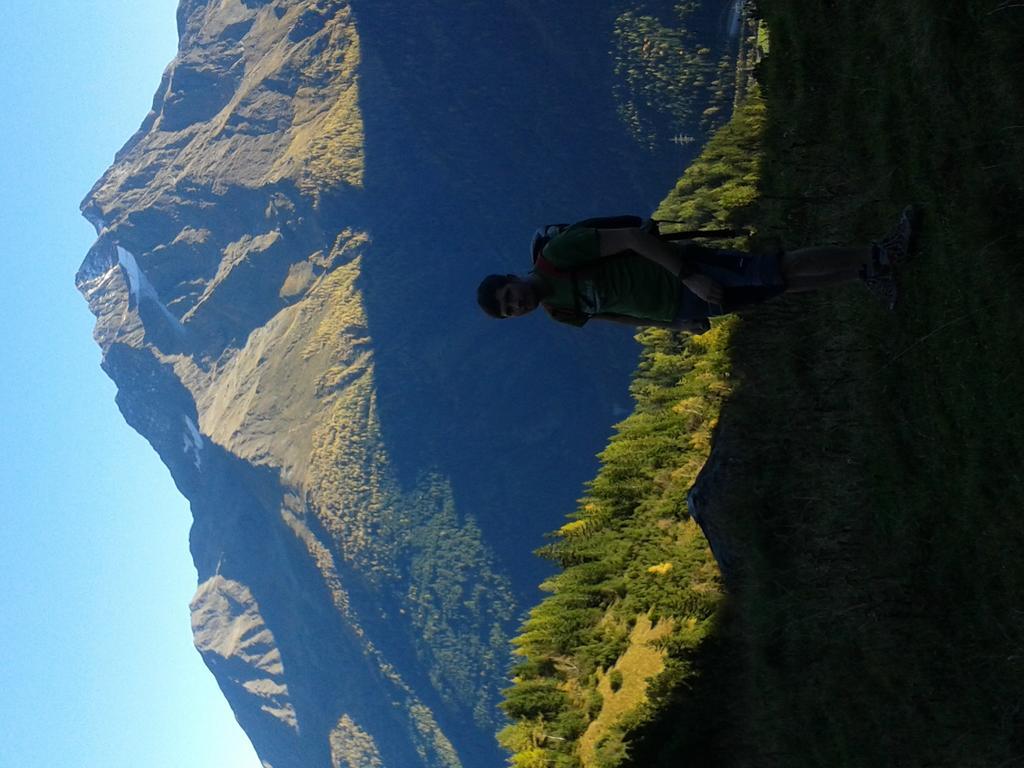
[874,204,920,269]
[863,273,899,310]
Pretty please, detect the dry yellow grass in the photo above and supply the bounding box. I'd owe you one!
[577,615,675,767]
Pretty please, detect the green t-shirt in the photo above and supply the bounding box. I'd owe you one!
[532,225,682,325]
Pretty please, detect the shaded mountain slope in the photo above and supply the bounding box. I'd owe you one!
[74,1,726,765]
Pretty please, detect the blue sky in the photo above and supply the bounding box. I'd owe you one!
[0,2,259,765]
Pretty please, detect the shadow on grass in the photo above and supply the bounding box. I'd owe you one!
[620,1,1024,765]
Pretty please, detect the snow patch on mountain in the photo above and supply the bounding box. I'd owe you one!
[183,415,203,469]
[116,246,186,334]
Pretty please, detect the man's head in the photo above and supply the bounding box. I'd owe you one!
[477,274,540,319]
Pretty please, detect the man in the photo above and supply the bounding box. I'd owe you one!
[477,208,917,331]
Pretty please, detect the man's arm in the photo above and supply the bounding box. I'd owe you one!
[597,227,724,305]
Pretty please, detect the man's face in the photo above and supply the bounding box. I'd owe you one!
[495,279,538,318]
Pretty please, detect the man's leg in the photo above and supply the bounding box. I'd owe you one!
[780,246,873,291]
[779,207,918,303]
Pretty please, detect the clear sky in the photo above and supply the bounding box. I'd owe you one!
[0,2,260,766]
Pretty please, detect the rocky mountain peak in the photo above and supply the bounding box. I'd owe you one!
[75,1,691,765]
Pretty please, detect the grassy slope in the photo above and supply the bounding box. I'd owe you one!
[501,1,1024,766]
[723,1,1024,764]
[633,1,1024,765]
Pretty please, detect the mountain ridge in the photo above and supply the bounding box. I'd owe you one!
[75,1,732,765]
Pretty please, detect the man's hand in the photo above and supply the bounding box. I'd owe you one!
[682,274,724,305]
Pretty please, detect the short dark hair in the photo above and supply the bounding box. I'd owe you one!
[477,274,515,318]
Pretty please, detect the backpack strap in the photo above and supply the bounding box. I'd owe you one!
[574,215,646,231]
[532,253,571,279]
[652,219,750,240]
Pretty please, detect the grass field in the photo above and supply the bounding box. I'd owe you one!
[625,1,1024,766]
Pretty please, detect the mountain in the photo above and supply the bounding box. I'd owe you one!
[75,1,737,766]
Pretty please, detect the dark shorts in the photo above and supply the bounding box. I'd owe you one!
[672,243,787,324]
